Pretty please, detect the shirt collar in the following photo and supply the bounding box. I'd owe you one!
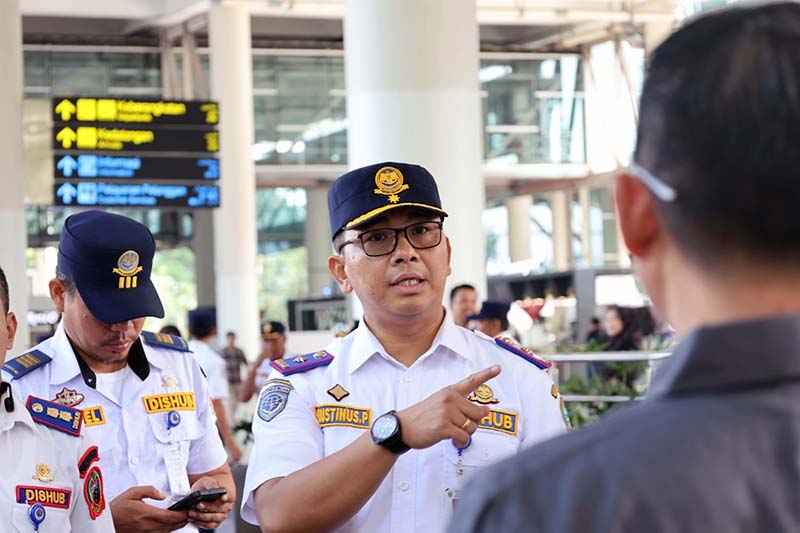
[0,382,35,432]
[49,322,151,389]
[346,309,471,374]
[648,313,800,398]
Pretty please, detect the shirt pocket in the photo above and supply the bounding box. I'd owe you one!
[11,502,71,533]
[147,410,203,465]
[441,431,519,488]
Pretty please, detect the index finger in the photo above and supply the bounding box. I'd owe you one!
[451,365,502,395]
[144,505,189,525]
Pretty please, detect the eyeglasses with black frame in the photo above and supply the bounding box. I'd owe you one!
[337,220,444,257]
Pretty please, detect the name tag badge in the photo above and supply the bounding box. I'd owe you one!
[445,487,461,516]
[164,447,191,498]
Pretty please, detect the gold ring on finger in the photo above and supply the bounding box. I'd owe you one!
[460,417,471,431]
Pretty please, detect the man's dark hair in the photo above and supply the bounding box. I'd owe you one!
[449,283,476,302]
[0,266,9,314]
[635,2,800,267]
[159,325,183,338]
[188,320,214,340]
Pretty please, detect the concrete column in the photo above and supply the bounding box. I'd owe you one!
[578,185,592,267]
[0,0,29,346]
[551,190,573,271]
[506,195,532,263]
[344,0,486,298]
[305,186,333,297]
[180,26,217,307]
[209,3,260,358]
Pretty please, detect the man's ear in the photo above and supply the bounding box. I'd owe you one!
[328,255,353,294]
[614,172,661,257]
[49,278,67,313]
[4,311,17,352]
[445,236,452,277]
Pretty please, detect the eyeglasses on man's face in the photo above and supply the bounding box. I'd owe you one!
[337,220,444,257]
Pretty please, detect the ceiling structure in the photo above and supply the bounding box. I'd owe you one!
[21,0,687,51]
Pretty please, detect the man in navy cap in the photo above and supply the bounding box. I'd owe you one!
[242,162,569,532]
[238,321,289,403]
[467,300,514,340]
[3,210,235,533]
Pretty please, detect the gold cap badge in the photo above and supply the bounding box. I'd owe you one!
[112,250,143,289]
[468,384,500,404]
[374,166,409,204]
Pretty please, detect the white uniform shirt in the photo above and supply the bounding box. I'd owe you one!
[4,323,228,533]
[241,316,567,532]
[0,386,114,532]
[188,339,229,401]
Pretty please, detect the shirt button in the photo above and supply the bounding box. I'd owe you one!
[398,481,410,491]
[130,457,139,465]
[403,373,413,383]
[482,451,491,461]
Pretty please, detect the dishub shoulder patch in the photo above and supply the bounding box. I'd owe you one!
[494,336,552,370]
[141,331,190,352]
[1,350,52,380]
[270,350,334,376]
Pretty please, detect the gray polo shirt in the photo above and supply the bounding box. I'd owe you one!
[450,315,800,533]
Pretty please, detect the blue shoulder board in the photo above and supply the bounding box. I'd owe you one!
[141,331,190,352]
[495,336,552,370]
[26,396,83,437]
[270,350,334,376]
[1,350,52,380]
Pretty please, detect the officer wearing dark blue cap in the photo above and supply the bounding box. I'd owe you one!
[243,162,568,532]
[239,321,290,403]
[467,300,515,340]
[3,210,235,533]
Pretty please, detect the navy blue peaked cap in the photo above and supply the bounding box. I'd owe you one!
[468,300,511,321]
[57,210,164,324]
[327,161,448,238]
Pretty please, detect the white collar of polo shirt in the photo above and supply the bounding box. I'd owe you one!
[346,308,471,374]
[47,322,84,386]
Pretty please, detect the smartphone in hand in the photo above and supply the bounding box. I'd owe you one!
[167,488,228,511]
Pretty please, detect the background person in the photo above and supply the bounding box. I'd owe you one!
[188,308,243,464]
[449,283,478,328]
[467,300,515,340]
[451,4,800,531]
[3,210,235,533]
[238,321,288,403]
[221,330,247,417]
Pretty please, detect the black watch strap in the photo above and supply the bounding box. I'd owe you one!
[372,411,410,455]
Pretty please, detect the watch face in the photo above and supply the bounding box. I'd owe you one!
[373,414,399,440]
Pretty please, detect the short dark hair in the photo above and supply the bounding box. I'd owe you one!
[159,325,183,338]
[449,284,476,302]
[636,2,800,267]
[55,268,77,295]
[0,265,9,314]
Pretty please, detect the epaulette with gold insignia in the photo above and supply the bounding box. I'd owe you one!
[1,350,52,380]
[495,337,552,370]
[141,331,190,352]
[27,396,83,437]
[270,350,334,376]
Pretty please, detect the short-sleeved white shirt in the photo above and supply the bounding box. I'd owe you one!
[188,339,229,401]
[4,323,229,533]
[0,386,115,532]
[241,315,566,532]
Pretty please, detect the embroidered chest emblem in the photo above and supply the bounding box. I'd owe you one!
[326,384,350,402]
[32,464,54,482]
[53,387,84,407]
[468,384,499,404]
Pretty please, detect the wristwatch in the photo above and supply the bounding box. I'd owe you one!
[371,410,410,455]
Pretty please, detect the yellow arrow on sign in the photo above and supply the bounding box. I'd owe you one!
[55,99,77,121]
[56,127,77,149]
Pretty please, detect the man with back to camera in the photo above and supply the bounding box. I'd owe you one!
[2,210,235,533]
[240,161,570,532]
[450,4,800,532]
[449,283,478,328]
[0,264,115,532]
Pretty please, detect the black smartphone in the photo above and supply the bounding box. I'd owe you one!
[167,488,228,511]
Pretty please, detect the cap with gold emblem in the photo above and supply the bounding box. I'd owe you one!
[57,210,164,324]
[327,161,448,238]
